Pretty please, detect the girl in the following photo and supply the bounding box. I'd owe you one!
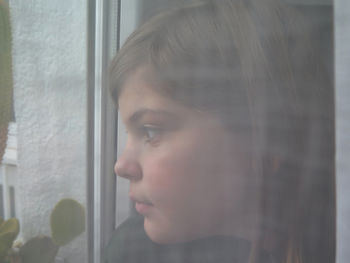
[105,0,335,262]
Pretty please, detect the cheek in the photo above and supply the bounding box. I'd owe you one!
[141,133,225,206]
[142,143,198,197]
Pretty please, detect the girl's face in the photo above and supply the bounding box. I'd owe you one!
[115,68,259,244]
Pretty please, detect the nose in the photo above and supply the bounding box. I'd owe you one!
[114,142,142,181]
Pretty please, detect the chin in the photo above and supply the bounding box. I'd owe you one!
[144,218,195,244]
[144,220,177,244]
[144,220,189,245]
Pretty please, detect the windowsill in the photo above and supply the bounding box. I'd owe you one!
[2,122,17,166]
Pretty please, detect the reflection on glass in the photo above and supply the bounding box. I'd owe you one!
[106,0,335,263]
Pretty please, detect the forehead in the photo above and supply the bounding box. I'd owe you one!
[118,68,195,122]
[119,68,161,105]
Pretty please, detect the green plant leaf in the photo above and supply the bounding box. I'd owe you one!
[0,218,19,260]
[19,236,58,263]
[0,219,19,236]
[0,0,14,162]
[50,199,85,246]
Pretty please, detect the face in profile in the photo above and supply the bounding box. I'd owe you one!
[115,68,260,244]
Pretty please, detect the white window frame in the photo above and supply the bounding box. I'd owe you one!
[0,122,18,220]
[87,0,120,262]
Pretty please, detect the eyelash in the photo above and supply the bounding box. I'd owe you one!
[141,125,162,144]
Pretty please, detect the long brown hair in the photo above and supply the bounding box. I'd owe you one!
[109,0,335,262]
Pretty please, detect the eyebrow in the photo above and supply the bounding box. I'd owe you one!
[127,109,178,124]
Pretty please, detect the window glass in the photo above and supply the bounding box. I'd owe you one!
[109,1,342,263]
[0,0,88,262]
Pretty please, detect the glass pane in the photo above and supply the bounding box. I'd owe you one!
[1,0,88,262]
[109,0,336,263]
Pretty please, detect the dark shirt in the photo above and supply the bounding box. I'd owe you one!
[103,216,273,263]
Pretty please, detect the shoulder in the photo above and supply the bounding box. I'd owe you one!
[103,215,158,263]
[103,216,274,263]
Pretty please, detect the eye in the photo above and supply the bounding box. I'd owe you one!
[142,125,162,143]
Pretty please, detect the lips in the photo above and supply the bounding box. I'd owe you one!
[129,193,153,215]
[135,201,153,215]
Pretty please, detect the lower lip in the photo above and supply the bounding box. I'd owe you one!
[135,202,153,215]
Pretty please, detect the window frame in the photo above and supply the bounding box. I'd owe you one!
[87,0,120,262]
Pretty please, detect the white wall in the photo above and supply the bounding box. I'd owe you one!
[10,0,87,262]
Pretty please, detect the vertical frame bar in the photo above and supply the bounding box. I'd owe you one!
[87,0,120,262]
[335,0,350,262]
[87,0,96,261]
